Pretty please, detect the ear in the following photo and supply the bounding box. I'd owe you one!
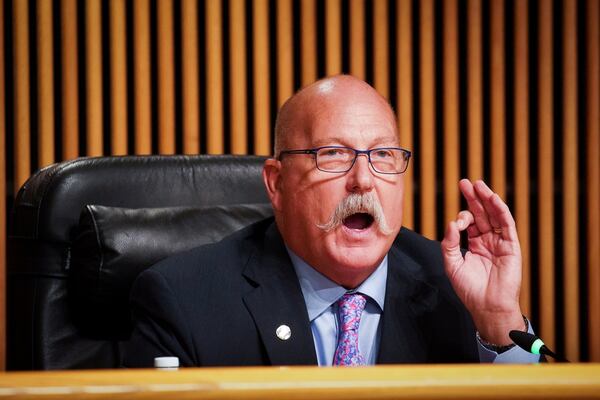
[262,158,284,212]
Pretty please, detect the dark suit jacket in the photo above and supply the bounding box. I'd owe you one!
[123,218,478,367]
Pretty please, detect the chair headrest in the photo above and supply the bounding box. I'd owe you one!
[70,203,273,339]
[12,155,268,245]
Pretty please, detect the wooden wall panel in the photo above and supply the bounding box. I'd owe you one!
[60,0,79,160]
[562,0,579,362]
[513,0,531,317]
[133,0,152,154]
[326,0,342,75]
[157,0,175,154]
[110,0,128,155]
[538,0,555,350]
[252,0,270,155]
[86,0,104,156]
[443,0,460,225]
[373,0,389,99]
[490,0,506,199]
[301,0,317,86]
[276,0,294,108]
[397,0,413,229]
[349,0,365,80]
[467,0,483,181]
[206,0,224,154]
[229,0,247,154]
[37,0,55,167]
[13,0,31,192]
[419,0,436,239]
[0,0,5,373]
[2,0,600,367]
[586,0,600,362]
[182,0,200,154]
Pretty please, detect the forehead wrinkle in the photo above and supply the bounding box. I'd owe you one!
[310,133,399,149]
[308,107,399,147]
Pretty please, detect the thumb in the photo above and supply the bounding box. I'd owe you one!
[441,220,464,277]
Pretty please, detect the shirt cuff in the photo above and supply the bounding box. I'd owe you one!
[477,318,542,364]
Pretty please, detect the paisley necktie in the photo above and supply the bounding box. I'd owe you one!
[333,293,367,366]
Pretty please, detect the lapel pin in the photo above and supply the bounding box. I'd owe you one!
[276,324,291,341]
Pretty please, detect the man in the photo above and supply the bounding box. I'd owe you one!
[123,75,538,367]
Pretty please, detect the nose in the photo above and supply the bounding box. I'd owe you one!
[346,153,375,193]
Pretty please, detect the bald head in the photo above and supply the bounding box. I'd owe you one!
[273,75,398,156]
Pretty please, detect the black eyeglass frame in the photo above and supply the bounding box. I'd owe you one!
[278,145,412,174]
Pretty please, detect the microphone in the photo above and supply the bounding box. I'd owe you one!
[509,330,570,362]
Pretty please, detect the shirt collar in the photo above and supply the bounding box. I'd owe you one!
[287,247,388,322]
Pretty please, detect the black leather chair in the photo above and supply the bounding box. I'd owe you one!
[7,155,273,370]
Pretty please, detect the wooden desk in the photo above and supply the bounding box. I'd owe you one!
[0,364,598,399]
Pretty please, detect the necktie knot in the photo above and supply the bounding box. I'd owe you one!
[337,293,367,332]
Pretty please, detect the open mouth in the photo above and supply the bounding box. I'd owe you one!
[343,213,374,230]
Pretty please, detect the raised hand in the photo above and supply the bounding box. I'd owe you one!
[441,179,526,345]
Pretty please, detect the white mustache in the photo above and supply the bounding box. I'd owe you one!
[316,192,393,235]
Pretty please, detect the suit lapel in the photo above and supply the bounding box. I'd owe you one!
[377,244,439,364]
[242,224,317,365]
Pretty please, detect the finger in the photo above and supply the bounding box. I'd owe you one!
[456,210,474,230]
[441,220,464,276]
[473,180,519,240]
[442,210,475,274]
[467,223,482,238]
[456,209,482,238]
[459,179,492,233]
[472,180,503,229]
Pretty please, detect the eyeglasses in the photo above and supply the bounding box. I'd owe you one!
[278,146,412,174]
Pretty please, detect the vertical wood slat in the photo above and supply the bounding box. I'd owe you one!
[13,0,30,192]
[0,0,6,372]
[325,0,341,75]
[229,0,247,154]
[301,0,317,86]
[373,0,388,99]
[253,0,270,156]
[37,0,55,167]
[110,0,128,155]
[586,0,600,362]
[443,0,460,225]
[157,0,175,154]
[538,0,555,349]
[397,0,413,229]
[490,0,505,198]
[182,0,200,154]
[134,0,151,154]
[61,0,79,159]
[349,0,365,80]
[276,0,294,109]
[562,0,579,362]
[206,0,224,154]
[86,0,104,156]
[514,0,531,317]
[419,0,436,239]
[467,0,483,181]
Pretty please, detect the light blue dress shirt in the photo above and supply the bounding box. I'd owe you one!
[287,248,540,365]
[287,249,387,366]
